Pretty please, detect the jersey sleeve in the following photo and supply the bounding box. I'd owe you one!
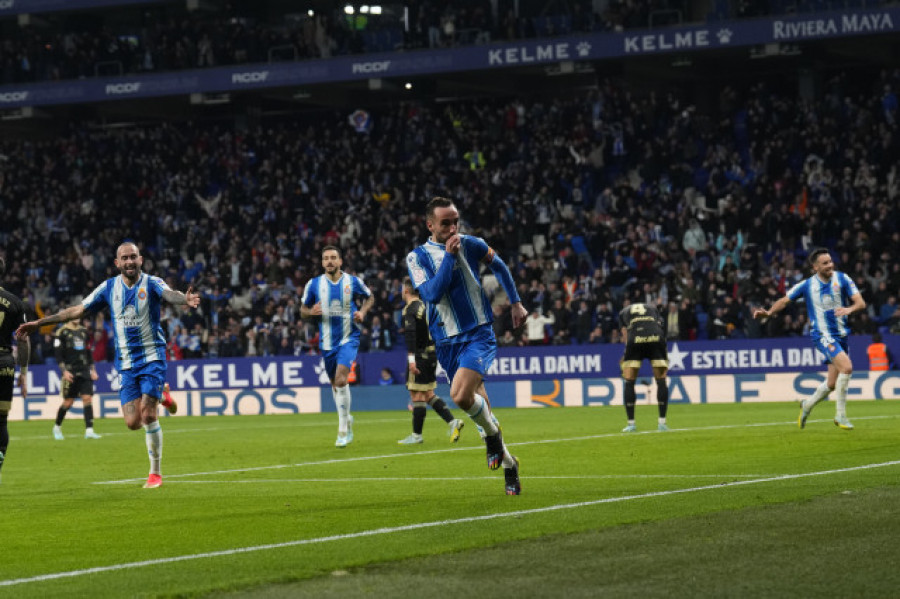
[82,281,109,313]
[841,272,860,297]
[301,279,317,307]
[402,302,418,351]
[53,331,65,364]
[353,276,372,298]
[407,250,429,289]
[653,307,666,332]
[148,275,171,298]
[462,235,490,262]
[786,279,807,302]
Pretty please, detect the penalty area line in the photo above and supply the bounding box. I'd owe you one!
[5,459,900,588]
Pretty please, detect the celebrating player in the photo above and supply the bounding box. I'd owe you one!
[17,242,195,488]
[300,245,373,448]
[753,248,865,429]
[407,197,527,495]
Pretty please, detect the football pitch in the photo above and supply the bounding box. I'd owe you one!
[1,400,898,598]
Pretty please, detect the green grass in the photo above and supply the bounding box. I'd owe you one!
[1,401,898,598]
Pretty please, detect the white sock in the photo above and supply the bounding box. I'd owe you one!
[806,382,832,410]
[333,385,352,434]
[143,422,162,475]
[835,373,851,419]
[465,393,499,436]
[658,417,666,425]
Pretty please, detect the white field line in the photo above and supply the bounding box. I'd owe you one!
[12,417,410,441]
[18,413,900,444]
[94,414,900,485]
[157,473,770,484]
[4,459,899,588]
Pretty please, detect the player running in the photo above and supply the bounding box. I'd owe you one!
[18,242,196,488]
[754,248,865,430]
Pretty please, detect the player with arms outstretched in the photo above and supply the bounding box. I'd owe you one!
[18,242,197,488]
[753,248,865,429]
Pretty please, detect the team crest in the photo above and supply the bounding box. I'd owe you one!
[344,285,351,294]
[138,288,147,300]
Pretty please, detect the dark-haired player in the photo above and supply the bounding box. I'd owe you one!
[52,319,101,440]
[397,277,465,445]
[754,248,865,430]
[300,245,373,448]
[406,197,528,495]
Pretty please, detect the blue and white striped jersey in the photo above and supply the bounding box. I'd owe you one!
[301,273,372,351]
[787,271,860,341]
[406,236,494,344]
[82,273,169,371]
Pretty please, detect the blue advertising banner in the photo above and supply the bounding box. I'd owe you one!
[13,334,898,394]
[1,7,897,108]
[359,334,900,383]
[0,0,168,17]
[11,369,899,421]
[9,334,899,420]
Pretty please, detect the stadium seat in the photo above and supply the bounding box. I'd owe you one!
[696,312,708,339]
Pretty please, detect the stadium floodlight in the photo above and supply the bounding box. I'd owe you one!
[370,5,382,14]
[360,5,369,13]
[405,82,412,90]
[308,9,314,17]
[344,5,354,14]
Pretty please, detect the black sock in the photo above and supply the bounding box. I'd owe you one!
[412,405,427,435]
[624,380,636,421]
[84,405,94,428]
[0,413,8,470]
[55,406,69,426]
[429,397,455,424]
[656,378,669,419]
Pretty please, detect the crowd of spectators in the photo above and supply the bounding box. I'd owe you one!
[1,0,690,85]
[2,63,899,363]
[8,0,891,86]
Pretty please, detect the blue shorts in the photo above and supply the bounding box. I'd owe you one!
[323,339,360,382]
[814,336,849,364]
[436,324,497,383]
[119,360,167,405]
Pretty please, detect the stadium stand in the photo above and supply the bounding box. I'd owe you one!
[5,0,896,85]
[1,1,898,361]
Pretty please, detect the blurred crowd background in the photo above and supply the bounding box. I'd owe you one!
[1,0,898,364]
